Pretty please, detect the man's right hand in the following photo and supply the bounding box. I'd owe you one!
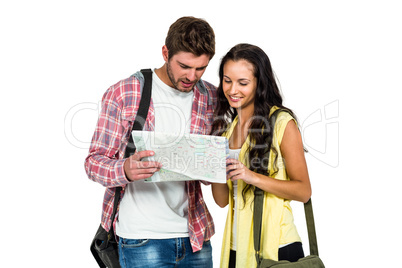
[123,150,162,181]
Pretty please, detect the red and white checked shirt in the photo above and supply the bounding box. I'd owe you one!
[85,71,217,252]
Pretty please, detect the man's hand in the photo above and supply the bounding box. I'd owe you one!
[124,150,162,181]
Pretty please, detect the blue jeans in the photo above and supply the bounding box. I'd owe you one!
[118,237,213,268]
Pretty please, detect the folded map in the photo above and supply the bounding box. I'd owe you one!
[131,131,229,183]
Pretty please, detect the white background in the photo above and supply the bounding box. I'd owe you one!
[1,0,401,267]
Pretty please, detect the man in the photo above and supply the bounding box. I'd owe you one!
[85,17,217,267]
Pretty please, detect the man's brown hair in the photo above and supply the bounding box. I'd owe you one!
[165,16,215,60]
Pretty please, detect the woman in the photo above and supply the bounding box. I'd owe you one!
[211,44,312,268]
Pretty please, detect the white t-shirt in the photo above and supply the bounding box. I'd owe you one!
[116,70,194,239]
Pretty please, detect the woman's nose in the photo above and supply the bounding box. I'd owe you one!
[229,84,238,94]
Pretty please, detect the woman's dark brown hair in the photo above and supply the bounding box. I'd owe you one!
[211,43,298,205]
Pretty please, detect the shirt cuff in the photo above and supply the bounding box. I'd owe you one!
[114,158,131,186]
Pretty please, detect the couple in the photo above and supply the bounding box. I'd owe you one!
[85,16,311,268]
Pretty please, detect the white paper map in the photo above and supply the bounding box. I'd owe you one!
[131,131,229,183]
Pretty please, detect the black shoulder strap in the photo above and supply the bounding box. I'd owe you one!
[124,68,153,158]
[132,69,153,132]
[109,68,153,234]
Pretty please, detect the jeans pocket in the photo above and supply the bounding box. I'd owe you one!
[121,238,149,248]
[201,239,212,253]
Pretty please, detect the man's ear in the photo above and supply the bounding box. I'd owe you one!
[162,45,169,62]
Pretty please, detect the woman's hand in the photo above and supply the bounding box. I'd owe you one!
[226,158,258,185]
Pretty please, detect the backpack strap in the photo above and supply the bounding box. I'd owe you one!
[124,68,153,158]
[253,108,284,262]
[110,68,153,234]
[254,108,320,265]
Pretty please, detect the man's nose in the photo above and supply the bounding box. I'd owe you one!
[186,69,196,81]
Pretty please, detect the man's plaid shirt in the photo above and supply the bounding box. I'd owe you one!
[85,71,217,252]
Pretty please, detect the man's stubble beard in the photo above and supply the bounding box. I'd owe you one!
[166,61,196,93]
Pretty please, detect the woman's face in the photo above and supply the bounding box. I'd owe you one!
[222,59,257,111]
